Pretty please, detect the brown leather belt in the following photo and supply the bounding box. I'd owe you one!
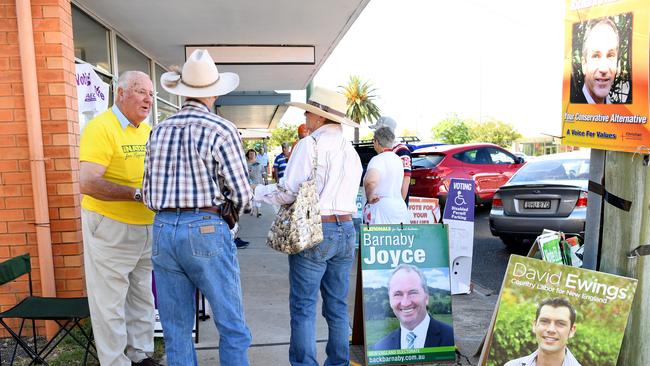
[160,207,221,214]
[321,214,353,223]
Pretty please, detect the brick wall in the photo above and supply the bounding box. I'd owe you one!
[0,0,82,333]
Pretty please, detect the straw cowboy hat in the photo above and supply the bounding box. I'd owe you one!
[160,49,239,98]
[287,87,359,128]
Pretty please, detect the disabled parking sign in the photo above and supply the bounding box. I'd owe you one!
[443,179,475,294]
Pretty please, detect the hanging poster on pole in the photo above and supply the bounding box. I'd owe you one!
[561,0,650,152]
[442,178,475,295]
[360,224,455,365]
[408,196,440,224]
[75,63,110,132]
[479,255,638,366]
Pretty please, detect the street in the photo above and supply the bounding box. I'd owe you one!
[470,205,530,294]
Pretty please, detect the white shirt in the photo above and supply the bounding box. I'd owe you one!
[400,315,430,349]
[254,124,362,215]
[363,151,409,224]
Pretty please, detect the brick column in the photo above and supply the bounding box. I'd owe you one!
[0,0,82,326]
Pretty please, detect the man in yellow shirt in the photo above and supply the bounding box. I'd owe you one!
[79,70,159,366]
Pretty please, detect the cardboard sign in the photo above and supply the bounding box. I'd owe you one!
[360,224,455,365]
[408,196,441,224]
[442,179,475,295]
[561,0,650,152]
[480,255,637,366]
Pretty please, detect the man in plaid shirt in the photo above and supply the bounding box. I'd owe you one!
[143,49,252,366]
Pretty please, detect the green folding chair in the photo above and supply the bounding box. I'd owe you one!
[0,253,97,365]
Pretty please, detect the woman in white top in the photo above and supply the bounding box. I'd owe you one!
[363,126,410,224]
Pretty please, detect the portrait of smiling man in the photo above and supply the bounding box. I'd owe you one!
[572,17,620,104]
[372,264,454,351]
[505,297,582,366]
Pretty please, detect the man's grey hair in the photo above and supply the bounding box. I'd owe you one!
[373,126,395,149]
[116,70,149,90]
[281,142,291,150]
[581,17,619,65]
[388,264,429,295]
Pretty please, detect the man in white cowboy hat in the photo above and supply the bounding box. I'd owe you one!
[79,70,159,366]
[142,49,252,366]
[369,116,412,203]
[254,87,362,366]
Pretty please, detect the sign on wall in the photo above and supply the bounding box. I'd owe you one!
[75,63,109,131]
[561,0,650,152]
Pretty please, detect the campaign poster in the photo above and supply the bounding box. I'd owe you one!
[481,255,637,366]
[561,0,650,152]
[360,224,455,365]
[75,63,109,132]
[442,179,475,295]
[408,196,441,224]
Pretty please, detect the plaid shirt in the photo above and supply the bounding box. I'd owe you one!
[143,100,252,210]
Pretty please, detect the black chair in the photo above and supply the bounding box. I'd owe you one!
[0,253,97,365]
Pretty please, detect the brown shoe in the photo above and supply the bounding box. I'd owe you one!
[132,358,161,366]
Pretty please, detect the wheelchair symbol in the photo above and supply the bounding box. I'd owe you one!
[454,191,467,206]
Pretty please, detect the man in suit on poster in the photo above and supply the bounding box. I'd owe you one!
[372,264,455,350]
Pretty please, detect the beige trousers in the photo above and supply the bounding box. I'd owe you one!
[81,208,155,366]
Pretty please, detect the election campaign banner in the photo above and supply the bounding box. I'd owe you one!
[442,179,475,294]
[75,63,110,132]
[561,0,650,152]
[408,196,441,224]
[360,224,455,365]
[480,255,637,366]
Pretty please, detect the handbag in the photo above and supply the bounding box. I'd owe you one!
[266,137,323,254]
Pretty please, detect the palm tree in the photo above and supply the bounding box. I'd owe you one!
[339,75,381,142]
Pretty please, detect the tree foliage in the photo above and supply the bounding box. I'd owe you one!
[269,123,298,150]
[431,114,472,144]
[431,114,521,147]
[470,118,521,148]
[339,75,381,125]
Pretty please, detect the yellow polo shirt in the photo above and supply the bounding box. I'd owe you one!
[80,106,154,225]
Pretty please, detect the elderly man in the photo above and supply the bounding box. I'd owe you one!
[254,87,362,365]
[505,297,581,366]
[79,70,159,366]
[369,116,412,203]
[373,264,454,350]
[143,49,252,366]
[574,18,620,104]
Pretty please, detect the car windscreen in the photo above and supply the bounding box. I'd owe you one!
[510,158,590,182]
[411,154,445,169]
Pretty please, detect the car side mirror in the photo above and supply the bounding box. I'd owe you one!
[515,156,525,164]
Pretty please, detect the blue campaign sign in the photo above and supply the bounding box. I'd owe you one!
[442,179,475,222]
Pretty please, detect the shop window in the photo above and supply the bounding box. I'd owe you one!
[155,64,179,106]
[157,101,179,123]
[72,6,111,73]
[116,37,150,77]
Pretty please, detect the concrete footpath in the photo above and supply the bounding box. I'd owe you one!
[166,203,499,365]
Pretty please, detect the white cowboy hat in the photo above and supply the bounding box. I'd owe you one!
[160,49,239,98]
[287,87,359,128]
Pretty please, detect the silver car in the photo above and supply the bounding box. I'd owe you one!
[489,150,590,248]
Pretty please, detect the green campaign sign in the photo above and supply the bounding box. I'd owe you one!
[361,224,450,270]
[360,224,455,365]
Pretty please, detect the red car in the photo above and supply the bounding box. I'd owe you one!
[409,143,525,205]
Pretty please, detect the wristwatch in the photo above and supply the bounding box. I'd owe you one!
[133,188,142,202]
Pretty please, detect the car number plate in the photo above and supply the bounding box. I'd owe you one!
[524,200,551,209]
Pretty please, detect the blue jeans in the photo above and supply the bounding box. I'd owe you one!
[151,211,251,366]
[288,220,356,366]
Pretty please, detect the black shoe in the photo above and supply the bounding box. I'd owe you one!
[132,358,161,366]
[234,237,249,248]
